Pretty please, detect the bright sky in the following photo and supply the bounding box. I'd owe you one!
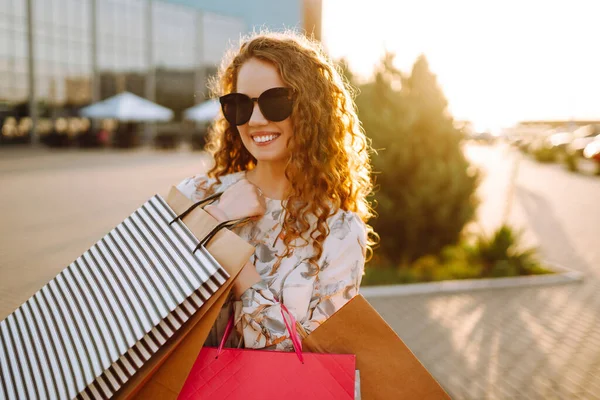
[322,0,600,131]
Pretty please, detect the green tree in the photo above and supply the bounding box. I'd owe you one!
[354,53,480,266]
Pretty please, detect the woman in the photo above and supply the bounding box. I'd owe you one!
[177,31,378,351]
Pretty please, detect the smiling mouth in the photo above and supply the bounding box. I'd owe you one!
[252,133,281,144]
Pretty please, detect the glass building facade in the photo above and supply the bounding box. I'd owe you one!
[0,0,318,145]
[0,0,28,105]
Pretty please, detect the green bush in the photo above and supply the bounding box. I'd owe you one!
[473,225,546,277]
[362,225,551,286]
[350,54,480,264]
[362,264,420,286]
[532,147,556,163]
[564,153,578,171]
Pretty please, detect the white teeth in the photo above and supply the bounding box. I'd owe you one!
[253,134,279,143]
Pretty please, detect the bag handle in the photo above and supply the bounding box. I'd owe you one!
[192,217,252,253]
[216,303,305,364]
[167,190,253,250]
[168,191,223,225]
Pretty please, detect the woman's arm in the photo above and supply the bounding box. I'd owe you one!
[203,203,264,299]
[178,175,265,298]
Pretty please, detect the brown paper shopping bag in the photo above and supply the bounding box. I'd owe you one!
[301,294,450,400]
[114,187,254,399]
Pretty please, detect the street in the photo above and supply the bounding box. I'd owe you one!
[1,143,599,399]
[465,142,599,269]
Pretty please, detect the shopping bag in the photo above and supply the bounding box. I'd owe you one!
[115,187,255,399]
[178,303,357,399]
[119,282,232,400]
[300,294,451,400]
[0,189,253,400]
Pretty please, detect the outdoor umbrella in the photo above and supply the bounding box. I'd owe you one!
[183,99,220,122]
[79,92,173,121]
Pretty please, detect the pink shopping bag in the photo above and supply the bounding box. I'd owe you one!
[178,304,357,399]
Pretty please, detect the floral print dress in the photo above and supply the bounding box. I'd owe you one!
[176,171,367,351]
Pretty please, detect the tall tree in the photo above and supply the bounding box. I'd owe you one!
[354,53,479,265]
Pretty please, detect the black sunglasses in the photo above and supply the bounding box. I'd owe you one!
[219,87,295,126]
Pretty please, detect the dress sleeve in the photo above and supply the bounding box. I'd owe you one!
[175,175,211,201]
[232,211,367,351]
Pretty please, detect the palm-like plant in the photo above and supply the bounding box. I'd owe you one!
[474,225,544,277]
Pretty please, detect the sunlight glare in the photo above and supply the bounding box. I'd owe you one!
[323,0,600,131]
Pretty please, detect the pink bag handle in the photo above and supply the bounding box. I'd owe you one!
[216,302,305,364]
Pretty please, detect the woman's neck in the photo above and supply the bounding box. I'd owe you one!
[246,161,290,200]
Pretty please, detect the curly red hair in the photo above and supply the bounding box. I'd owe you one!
[204,31,378,274]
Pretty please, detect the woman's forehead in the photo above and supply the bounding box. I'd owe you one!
[236,58,285,95]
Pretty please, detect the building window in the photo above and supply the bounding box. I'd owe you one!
[0,0,28,104]
[33,0,93,108]
[97,0,146,98]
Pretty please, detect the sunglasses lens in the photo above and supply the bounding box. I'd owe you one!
[220,94,252,126]
[259,88,294,122]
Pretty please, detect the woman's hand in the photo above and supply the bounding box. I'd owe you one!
[205,179,266,222]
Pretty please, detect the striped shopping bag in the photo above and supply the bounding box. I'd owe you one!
[0,192,247,400]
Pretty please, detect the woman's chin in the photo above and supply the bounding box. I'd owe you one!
[250,150,289,164]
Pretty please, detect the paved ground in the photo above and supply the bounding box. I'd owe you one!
[1,143,599,399]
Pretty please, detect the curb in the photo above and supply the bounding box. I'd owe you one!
[360,261,584,298]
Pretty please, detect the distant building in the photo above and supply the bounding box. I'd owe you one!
[0,0,322,144]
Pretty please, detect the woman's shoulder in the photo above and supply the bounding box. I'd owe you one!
[292,204,367,246]
[176,171,246,201]
[300,207,368,265]
[326,208,367,247]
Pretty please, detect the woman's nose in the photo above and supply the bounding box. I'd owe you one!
[248,102,268,126]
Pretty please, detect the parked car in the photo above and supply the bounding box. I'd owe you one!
[564,125,600,172]
[527,130,573,163]
[547,132,573,162]
[517,135,536,154]
[470,131,496,144]
[582,135,600,175]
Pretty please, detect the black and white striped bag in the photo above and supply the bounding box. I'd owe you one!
[0,193,236,400]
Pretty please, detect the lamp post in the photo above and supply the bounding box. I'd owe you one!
[144,0,156,145]
[502,141,521,225]
[26,0,37,145]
